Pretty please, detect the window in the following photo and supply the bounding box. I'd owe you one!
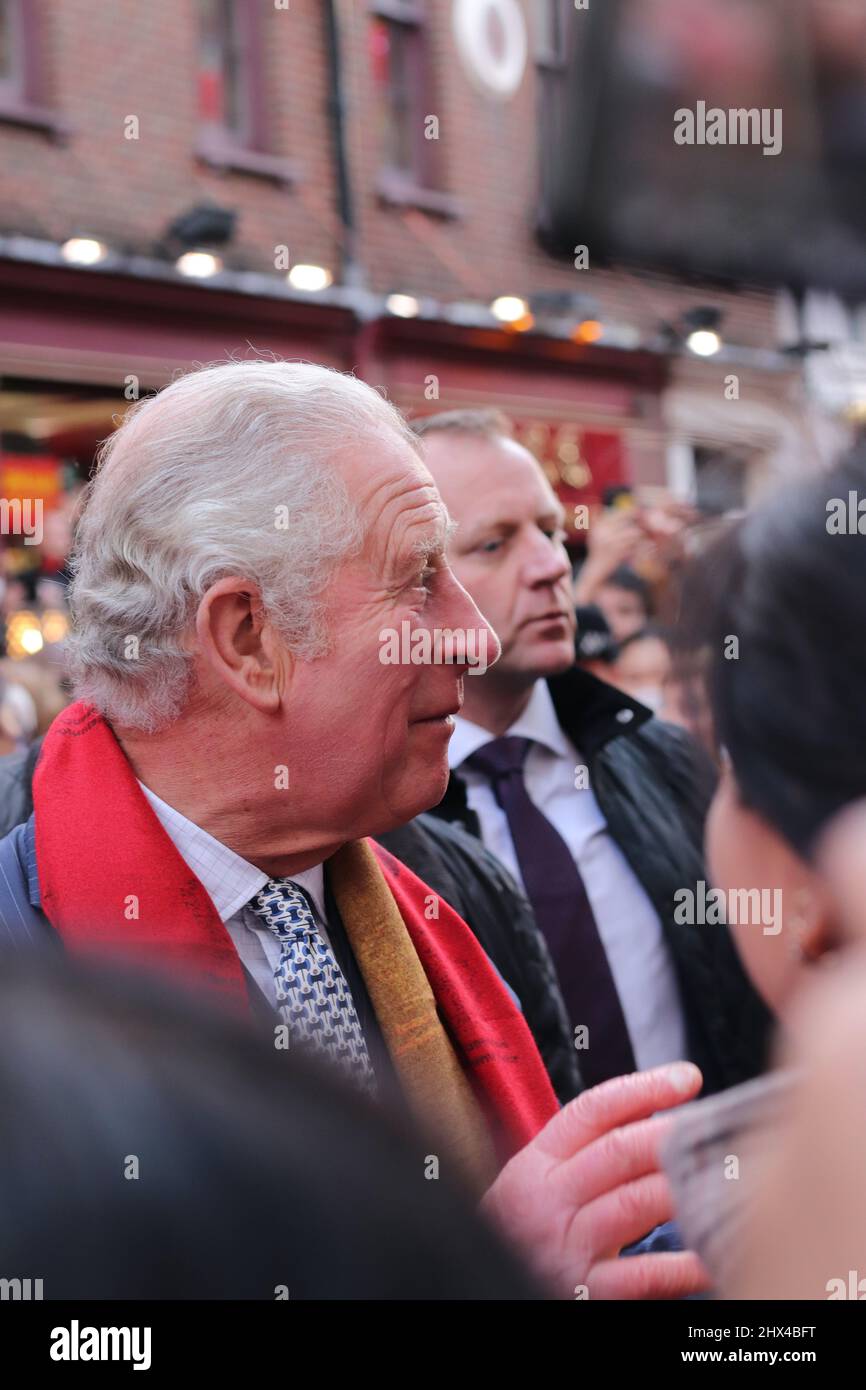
[0,0,17,97]
[0,0,55,130]
[534,0,567,67]
[198,0,251,145]
[0,0,24,104]
[693,445,749,515]
[368,1,437,192]
[196,0,298,182]
[534,0,572,237]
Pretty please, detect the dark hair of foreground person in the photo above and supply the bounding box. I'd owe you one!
[0,949,541,1300]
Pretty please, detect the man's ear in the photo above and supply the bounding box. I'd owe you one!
[195,577,288,713]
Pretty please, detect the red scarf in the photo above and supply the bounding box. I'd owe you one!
[33,702,558,1159]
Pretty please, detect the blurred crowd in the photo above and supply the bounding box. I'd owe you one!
[571,495,725,747]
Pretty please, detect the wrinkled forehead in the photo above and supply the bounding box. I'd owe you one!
[342,433,453,572]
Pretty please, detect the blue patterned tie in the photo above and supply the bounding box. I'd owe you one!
[248,879,376,1095]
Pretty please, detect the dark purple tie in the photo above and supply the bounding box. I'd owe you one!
[464,735,636,1086]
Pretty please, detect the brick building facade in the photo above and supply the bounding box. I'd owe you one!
[0,0,813,531]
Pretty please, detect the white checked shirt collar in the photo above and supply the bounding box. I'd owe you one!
[136,781,327,925]
[449,678,574,769]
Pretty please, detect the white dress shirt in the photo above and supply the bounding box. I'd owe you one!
[449,681,687,1072]
[137,780,330,1011]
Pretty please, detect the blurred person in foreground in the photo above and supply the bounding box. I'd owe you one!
[724,808,866,1302]
[413,409,770,1096]
[659,449,866,1296]
[0,361,704,1299]
[0,949,539,1300]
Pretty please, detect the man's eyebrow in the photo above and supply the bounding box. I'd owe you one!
[458,506,565,547]
[459,516,512,545]
[407,514,458,562]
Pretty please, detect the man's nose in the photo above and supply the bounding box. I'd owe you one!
[441,572,501,668]
[523,532,571,589]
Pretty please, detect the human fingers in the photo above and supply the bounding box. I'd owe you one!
[555,1111,675,1210]
[587,1250,711,1301]
[574,1170,676,1260]
[536,1063,702,1164]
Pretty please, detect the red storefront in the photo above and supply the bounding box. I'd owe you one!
[0,256,670,549]
[362,315,669,542]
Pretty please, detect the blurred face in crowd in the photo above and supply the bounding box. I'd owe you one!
[595,581,649,643]
[194,433,496,853]
[705,755,833,1018]
[607,634,671,710]
[420,432,576,686]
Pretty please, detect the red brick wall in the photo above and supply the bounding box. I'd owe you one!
[336,0,779,348]
[2,0,339,273]
[0,0,780,353]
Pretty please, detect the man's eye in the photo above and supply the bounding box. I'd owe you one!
[478,539,502,554]
[417,566,436,592]
[542,527,567,544]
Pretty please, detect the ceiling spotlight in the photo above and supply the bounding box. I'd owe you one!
[683,306,724,356]
[175,250,222,278]
[386,293,420,318]
[60,237,108,266]
[491,295,530,323]
[287,263,333,291]
[687,329,722,356]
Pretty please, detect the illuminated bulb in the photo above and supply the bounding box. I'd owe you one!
[386,294,420,318]
[175,250,222,278]
[60,237,108,265]
[41,609,69,644]
[687,329,722,357]
[7,613,45,658]
[573,319,603,344]
[491,295,529,323]
[287,263,333,291]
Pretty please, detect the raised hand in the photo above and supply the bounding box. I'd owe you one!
[481,1062,709,1299]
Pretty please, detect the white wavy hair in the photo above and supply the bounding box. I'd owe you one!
[66,359,421,732]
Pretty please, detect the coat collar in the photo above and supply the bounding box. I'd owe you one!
[436,667,653,828]
[546,665,654,760]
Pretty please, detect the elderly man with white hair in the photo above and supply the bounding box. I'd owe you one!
[0,361,706,1299]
